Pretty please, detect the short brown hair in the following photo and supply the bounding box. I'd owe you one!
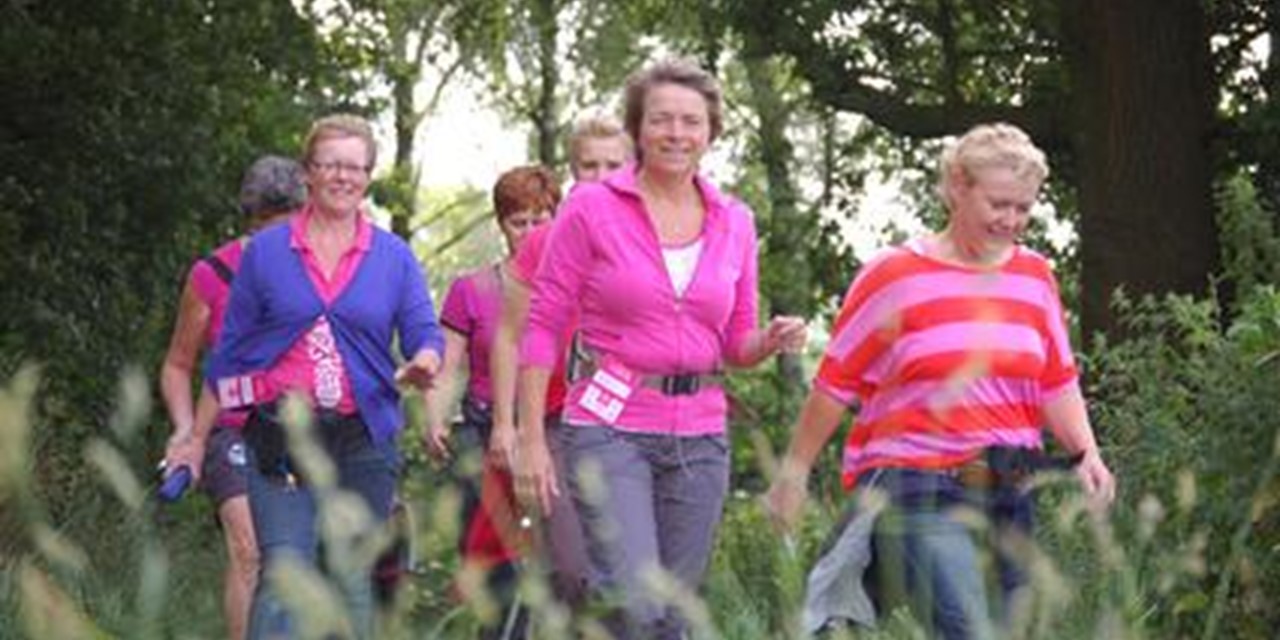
[623,59,724,146]
[301,114,377,169]
[492,165,562,221]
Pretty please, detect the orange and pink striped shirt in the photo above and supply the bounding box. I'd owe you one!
[815,239,1079,489]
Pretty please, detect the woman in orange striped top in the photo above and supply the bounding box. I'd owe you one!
[766,123,1115,639]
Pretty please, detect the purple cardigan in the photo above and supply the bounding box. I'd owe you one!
[207,219,445,444]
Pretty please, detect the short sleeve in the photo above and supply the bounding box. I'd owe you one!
[1038,264,1079,396]
[188,260,221,308]
[439,275,474,337]
[812,250,908,405]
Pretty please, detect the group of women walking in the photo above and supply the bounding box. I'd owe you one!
[161,57,1115,640]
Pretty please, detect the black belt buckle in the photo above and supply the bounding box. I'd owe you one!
[661,373,699,396]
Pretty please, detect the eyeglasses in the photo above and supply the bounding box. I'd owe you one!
[310,160,371,177]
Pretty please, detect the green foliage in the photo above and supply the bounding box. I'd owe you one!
[411,185,500,294]
[0,1,339,626]
[3,1,1278,638]
[705,494,818,638]
[1082,285,1280,638]
[728,0,1068,115]
[1215,169,1280,304]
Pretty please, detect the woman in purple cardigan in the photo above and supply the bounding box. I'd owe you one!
[207,114,444,640]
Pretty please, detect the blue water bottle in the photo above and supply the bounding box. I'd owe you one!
[158,464,193,502]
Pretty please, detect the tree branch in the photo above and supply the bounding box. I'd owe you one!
[409,190,487,236]
[811,73,1062,146]
[734,0,1068,148]
[427,208,493,256]
[417,56,466,128]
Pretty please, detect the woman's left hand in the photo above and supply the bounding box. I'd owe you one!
[396,349,441,391]
[766,316,808,354]
[1076,450,1117,511]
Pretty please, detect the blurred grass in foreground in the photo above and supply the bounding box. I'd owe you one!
[1,287,1278,638]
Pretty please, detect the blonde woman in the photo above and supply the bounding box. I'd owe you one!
[766,123,1115,639]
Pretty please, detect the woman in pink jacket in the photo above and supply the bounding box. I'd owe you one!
[516,59,806,639]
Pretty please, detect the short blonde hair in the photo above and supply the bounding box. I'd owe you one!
[301,114,377,169]
[566,114,630,162]
[939,122,1048,204]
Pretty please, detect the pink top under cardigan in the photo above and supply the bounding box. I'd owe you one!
[259,205,370,414]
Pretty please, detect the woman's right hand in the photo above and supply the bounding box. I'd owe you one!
[488,423,517,471]
[163,433,206,485]
[423,423,451,461]
[515,432,559,516]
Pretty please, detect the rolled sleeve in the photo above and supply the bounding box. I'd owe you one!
[1039,267,1079,392]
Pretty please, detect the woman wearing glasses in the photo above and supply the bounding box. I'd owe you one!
[207,114,445,640]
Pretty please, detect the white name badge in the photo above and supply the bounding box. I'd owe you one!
[577,358,636,425]
[217,374,258,409]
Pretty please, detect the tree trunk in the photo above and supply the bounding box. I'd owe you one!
[391,65,416,240]
[533,0,559,167]
[743,54,805,389]
[1063,0,1217,339]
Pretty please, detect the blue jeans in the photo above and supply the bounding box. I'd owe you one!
[244,416,398,640]
[863,468,1033,640]
[566,424,730,640]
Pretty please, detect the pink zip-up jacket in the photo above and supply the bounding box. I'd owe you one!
[520,164,759,436]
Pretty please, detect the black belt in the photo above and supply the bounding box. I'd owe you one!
[577,360,724,397]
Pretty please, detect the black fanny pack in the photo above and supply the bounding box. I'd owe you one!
[956,446,1084,490]
[243,402,367,482]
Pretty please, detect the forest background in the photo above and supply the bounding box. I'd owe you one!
[1,1,1279,638]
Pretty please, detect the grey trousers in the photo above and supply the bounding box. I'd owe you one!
[564,424,730,640]
[543,422,594,607]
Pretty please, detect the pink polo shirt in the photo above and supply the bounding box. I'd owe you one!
[261,204,369,414]
[520,164,759,436]
[439,265,503,405]
[190,240,245,347]
[190,239,250,428]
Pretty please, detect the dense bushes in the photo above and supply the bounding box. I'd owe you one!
[0,0,337,557]
[696,284,1280,640]
[1082,286,1280,638]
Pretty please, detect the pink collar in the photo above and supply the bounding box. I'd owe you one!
[289,201,373,253]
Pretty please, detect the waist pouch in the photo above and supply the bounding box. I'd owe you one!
[864,447,1082,509]
[961,445,1084,490]
[243,402,368,482]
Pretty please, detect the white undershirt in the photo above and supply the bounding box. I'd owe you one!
[662,238,704,297]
